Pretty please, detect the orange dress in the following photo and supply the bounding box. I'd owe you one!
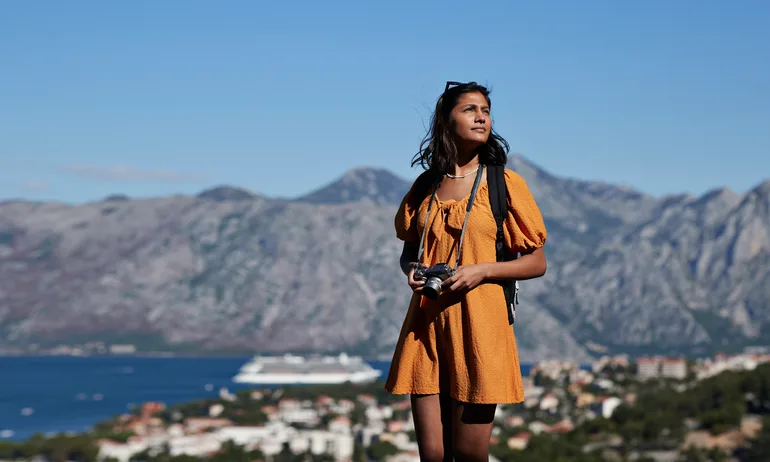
[384,168,547,404]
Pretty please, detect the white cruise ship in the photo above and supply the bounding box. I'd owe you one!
[232,353,382,385]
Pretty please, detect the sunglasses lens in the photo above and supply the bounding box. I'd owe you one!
[445,81,464,92]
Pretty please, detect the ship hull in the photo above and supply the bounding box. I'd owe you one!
[232,371,381,385]
[231,353,382,385]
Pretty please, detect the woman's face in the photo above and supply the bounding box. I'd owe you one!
[450,91,491,147]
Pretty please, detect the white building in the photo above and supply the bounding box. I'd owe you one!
[661,359,687,380]
[528,421,550,435]
[216,425,279,449]
[328,416,352,434]
[289,430,354,461]
[539,393,559,412]
[168,434,222,457]
[110,344,136,354]
[98,439,150,462]
[696,354,767,380]
[636,357,660,380]
[280,407,320,425]
[601,397,623,419]
[365,405,393,422]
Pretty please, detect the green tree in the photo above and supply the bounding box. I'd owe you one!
[210,440,264,462]
[313,452,336,462]
[352,439,367,462]
[677,446,728,462]
[33,434,99,462]
[368,441,399,461]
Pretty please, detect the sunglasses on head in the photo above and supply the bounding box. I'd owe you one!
[444,81,466,92]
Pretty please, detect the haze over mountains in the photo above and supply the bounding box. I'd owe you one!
[1,155,767,361]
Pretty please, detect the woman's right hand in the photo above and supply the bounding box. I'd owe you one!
[407,263,425,292]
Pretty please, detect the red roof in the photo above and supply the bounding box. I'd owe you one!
[512,432,531,441]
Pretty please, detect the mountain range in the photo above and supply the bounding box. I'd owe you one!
[1,155,767,361]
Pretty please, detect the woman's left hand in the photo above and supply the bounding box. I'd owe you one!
[443,264,489,293]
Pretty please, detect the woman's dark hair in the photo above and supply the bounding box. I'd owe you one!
[411,81,510,174]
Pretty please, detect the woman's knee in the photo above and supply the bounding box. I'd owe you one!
[417,440,445,462]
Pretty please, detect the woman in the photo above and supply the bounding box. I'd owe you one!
[384,82,548,462]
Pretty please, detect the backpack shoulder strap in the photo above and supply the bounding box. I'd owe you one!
[487,165,517,325]
[487,165,507,249]
[407,169,440,208]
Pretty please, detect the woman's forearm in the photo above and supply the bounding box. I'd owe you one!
[480,247,547,281]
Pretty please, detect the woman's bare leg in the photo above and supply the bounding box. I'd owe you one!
[411,392,453,462]
[451,399,497,462]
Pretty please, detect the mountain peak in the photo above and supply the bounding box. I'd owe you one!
[342,166,396,179]
[695,187,740,208]
[197,186,258,202]
[507,154,553,181]
[297,167,411,205]
[737,179,770,216]
[752,179,770,196]
[103,194,130,202]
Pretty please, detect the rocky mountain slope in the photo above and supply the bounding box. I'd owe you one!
[0,155,767,361]
[297,167,409,205]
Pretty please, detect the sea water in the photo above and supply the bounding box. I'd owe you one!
[0,356,532,441]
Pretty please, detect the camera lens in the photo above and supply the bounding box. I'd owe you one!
[422,277,442,299]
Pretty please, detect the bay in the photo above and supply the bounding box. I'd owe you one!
[0,356,532,441]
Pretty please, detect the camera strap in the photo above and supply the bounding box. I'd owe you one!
[416,165,485,269]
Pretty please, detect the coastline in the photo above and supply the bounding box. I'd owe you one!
[0,350,395,362]
[0,355,396,442]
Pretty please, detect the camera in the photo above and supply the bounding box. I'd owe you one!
[413,263,455,299]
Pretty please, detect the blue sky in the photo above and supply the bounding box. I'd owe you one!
[1,0,768,203]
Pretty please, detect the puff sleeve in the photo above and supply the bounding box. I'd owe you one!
[394,178,424,243]
[503,169,547,252]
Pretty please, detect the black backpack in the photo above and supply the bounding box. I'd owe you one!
[487,164,520,325]
[411,165,520,324]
